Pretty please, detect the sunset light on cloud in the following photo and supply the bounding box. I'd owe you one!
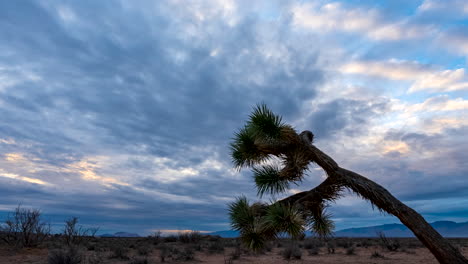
[0,0,467,236]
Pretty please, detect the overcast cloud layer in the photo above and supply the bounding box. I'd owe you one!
[0,0,467,235]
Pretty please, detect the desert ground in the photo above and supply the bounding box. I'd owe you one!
[1,234,468,264]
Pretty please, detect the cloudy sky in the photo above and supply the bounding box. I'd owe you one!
[1,0,467,235]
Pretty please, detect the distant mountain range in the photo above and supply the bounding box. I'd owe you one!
[209,221,468,238]
[100,232,140,237]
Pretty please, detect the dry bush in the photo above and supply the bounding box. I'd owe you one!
[163,235,177,243]
[158,244,170,262]
[346,246,356,255]
[326,241,335,254]
[207,241,225,254]
[63,217,99,246]
[178,231,202,244]
[281,244,302,260]
[336,238,353,248]
[84,252,104,264]
[174,247,195,261]
[48,246,82,264]
[371,251,385,259]
[109,244,130,260]
[308,247,319,255]
[230,245,241,260]
[130,257,149,264]
[0,204,50,248]
[377,231,400,251]
[137,246,152,256]
[150,230,161,245]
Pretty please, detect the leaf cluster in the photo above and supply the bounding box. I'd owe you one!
[228,197,306,251]
[228,104,337,251]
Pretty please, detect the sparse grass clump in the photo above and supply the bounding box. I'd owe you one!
[308,247,319,255]
[164,235,177,243]
[207,241,225,254]
[346,246,356,255]
[178,231,202,244]
[158,244,170,262]
[327,241,335,254]
[371,251,385,259]
[282,244,302,260]
[48,247,82,264]
[174,247,195,261]
[230,245,241,260]
[109,245,129,260]
[137,246,152,256]
[378,231,400,251]
[130,257,149,264]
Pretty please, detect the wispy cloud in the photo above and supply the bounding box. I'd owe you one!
[292,2,434,41]
[340,60,468,93]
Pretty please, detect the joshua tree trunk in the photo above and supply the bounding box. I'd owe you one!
[282,132,467,264]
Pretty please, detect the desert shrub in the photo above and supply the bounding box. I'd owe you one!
[208,235,222,242]
[359,240,371,248]
[137,246,152,256]
[264,241,273,252]
[327,241,335,254]
[48,247,82,264]
[158,244,170,262]
[282,244,302,260]
[346,246,356,255]
[303,240,314,249]
[336,239,353,248]
[174,247,195,261]
[0,205,50,248]
[401,248,416,254]
[377,231,400,251]
[178,231,202,244]
[63,217,99,246]
[309,246,319,255]
[207,241,225,254]
[130,257,148,264]
[109,245,129,260]
[84,252,104,264]
[164,235,177,243]
[151,230,162,245]
[303,238,323,249]
[371,251,385,259]
[223,238,239,248]
[230,246,241,260]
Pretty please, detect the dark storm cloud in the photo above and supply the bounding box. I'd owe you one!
[0,0,323,158]
[0,0,327,233]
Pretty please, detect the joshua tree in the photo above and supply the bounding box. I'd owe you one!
[228,104,467,264]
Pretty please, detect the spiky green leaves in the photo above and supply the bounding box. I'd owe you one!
[228,197,307,251]
[230,127,268,169]
[248,104,285,140]
[253,165,290,197]
[228,197,273,251]
[306,206,335,238]
[228,196,255,232]
[230,104,292,169]
[265,203,305,238]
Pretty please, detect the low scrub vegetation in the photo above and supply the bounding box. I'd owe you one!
[0,205,465,264]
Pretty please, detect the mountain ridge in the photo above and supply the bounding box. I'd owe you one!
[209,221,468,238]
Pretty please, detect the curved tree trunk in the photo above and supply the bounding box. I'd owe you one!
[281,136,467,264]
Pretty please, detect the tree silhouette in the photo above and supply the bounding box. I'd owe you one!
[228,104,467,264]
